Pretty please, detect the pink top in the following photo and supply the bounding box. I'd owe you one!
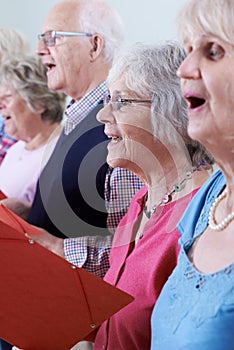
[94,186,198,350]
[0,137,58,204]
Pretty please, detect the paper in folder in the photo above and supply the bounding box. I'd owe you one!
[0,204,134,350]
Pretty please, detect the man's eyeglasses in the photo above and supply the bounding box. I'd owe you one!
[37,30,93,47]
[103,94,151,112]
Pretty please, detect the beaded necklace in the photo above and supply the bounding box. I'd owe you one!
[143,166,198,219]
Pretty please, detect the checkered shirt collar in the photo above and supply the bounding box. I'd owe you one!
[64,81,108,135]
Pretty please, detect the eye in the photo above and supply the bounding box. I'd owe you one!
[53,33,65,45]
[116,96,131,111]
[55,34,63,40]
[120,98,131,106]
[3,94,13,103]
[208,43,224,60]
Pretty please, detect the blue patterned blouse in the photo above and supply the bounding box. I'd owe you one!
[151,170,234,350]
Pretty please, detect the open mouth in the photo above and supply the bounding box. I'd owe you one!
[105,132,123,144]
[109,136,122,143]
[185,96,206,109]
[45,63,56,71]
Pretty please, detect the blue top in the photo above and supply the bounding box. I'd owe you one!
[151,170,234,350]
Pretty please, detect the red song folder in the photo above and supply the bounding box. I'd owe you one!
[0,204,134,350]
[0,190,7,200]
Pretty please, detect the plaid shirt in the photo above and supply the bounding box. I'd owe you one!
[64,82,143,278]
[0,118,16,164]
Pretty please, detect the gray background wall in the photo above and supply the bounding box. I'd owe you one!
[0,0,186,51]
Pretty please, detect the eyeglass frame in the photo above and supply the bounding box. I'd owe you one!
[103,94,151,112]
[37,30,93,47]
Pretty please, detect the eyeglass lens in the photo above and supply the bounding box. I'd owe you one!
[103,95,122,111]
[38,31,55,46]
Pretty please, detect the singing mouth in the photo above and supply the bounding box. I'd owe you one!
[105,130,123,142]
[108,135,123,143]
[184,94,206,109]
[44,62,56,71]
[4,115,11,121]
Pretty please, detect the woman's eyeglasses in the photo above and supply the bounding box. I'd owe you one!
[103,94,151,112]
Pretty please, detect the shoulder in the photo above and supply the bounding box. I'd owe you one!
[177,170,226,241]
[3,140,24,156]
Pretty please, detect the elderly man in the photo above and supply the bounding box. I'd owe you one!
[7,0,142,275]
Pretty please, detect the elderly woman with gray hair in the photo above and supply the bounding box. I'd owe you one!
[151,0,234,349]
[89,41,213,350]
[19,41,213,350]
[0,28,30,165]
[22,43,213,350]
[0,55,66,218]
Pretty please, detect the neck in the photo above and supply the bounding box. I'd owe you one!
[145,165,211,213]
[71,65,109,100]
[25,123,62,150]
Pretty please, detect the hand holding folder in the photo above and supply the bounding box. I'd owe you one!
[0,204,134,350]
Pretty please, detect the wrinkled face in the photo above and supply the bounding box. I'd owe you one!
[0,86,38,140]
[97,76,154,178]
[36,2,93,99]
[178,34,234,149]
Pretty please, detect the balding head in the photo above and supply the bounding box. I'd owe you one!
[36,0,124,99]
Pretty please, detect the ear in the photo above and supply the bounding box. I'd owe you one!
[37,107,46,117]
[89,34,105,61]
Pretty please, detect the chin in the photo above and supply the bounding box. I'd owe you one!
[107,159,122,169]
[47,75,63,92]
[48,82,62,92]
[188,122,205,142]
[107,157,129,170]
[5,128,15,138]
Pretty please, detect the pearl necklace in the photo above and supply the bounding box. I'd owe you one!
[208,189,234,231]
[143,167,198,219]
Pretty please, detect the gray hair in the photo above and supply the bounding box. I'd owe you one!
[177,0,234,46]
[78,0,124,64]
[107,41,214,168]
[0,55,66,123]
[0,28,30,64]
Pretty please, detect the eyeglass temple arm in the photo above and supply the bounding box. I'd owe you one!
[54,31,93,37]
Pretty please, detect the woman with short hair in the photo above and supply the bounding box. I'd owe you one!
[0,55,66,217]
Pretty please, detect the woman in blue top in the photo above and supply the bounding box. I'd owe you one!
[151,0,234,349]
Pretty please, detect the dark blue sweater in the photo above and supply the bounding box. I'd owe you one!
[27,104,109,238]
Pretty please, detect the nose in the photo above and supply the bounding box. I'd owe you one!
[35,39,49,56]
[177,51,201,80]
[96,104,115,124]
